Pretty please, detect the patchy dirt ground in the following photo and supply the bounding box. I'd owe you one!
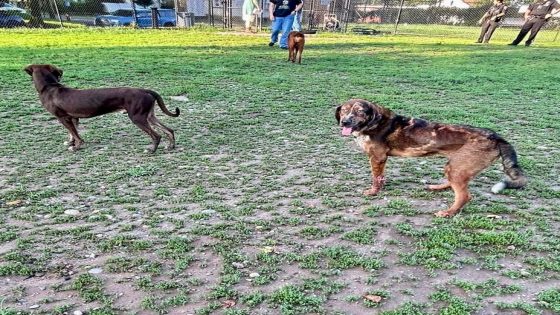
[1,29,559,315]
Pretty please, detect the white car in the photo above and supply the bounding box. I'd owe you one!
[0,2,27,14]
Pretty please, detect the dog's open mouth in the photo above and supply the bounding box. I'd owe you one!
[341,127,353,136]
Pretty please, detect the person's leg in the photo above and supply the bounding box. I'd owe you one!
[483,21,499,43]
[242,2,249,31]
[279,14,295,48]
[477,20,490,43]
[292,11,302,31]
[525,18,546,46]
[510,19,533,45]
[270,16,284,45]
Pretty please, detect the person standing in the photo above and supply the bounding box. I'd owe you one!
[242,0,260,32]
[476,0,507,43]
[268,0,303,49]
[509,0,560,46]
[292,1,303,31]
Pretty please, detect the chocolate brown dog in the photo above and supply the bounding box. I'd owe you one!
[287,31,305,64]
[336,99,527,217]
[24,64,179,153]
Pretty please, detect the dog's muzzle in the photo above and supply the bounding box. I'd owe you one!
[340,118,355,136]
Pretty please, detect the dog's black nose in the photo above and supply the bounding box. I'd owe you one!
[341,118,352,126]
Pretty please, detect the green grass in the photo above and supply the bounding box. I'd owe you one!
[0,25,559,314]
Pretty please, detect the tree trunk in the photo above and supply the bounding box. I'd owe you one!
[26,0,45,27]
[46,0,57,19]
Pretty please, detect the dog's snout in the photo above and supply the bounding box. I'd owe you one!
[341,117,352,126]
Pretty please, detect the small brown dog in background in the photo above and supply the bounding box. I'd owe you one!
[287,31,305,64]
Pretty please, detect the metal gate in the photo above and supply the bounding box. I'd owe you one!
[208,0,264,29]
[205,0,350,32]
[301,0,352,32]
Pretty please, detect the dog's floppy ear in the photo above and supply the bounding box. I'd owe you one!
[24,65,34,76]
[54,68,63,79]
[49,65,63,80]
[364,103,383,130]
[335,105,342,124]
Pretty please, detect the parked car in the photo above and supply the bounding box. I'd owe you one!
[0,10,25,27]
[95,8,176,27]
[142,9,176,27]
[95,9,138,27]
[0,2,26,14]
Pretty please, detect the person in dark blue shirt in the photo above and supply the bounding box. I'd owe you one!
[268,0,303,49]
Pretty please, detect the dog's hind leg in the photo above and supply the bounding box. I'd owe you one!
[434,151,497,217]
[428,182,451,190]
[428,162,452,191]
[148,114,175,150]
[434,160,472,217]
[130,115,161,153]
[59,117,84,151]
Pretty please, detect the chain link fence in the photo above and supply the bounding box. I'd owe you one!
[1,0,559,42]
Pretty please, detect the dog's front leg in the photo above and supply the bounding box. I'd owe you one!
[63,132,75,147]
[63,118,80,146]
[58,117,84,151]
[363,155,387,196]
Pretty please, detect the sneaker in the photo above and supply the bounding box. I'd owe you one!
[268,42,275,47]
[524,43,531,47]
[280,46,288,50]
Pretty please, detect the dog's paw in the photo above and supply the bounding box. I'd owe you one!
[63,140,74,146]
[68,146,78,152]
[165,144,176,151]
[434,210,456,218]
[363,188,380,196]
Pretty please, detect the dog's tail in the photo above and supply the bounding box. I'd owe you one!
[491,139,527,194]
[148,90,180,117]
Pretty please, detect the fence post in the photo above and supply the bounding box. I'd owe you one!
[132,1,140,28]
[229,0,233,28]
[259,0,264,32]
[308,0,315,30]
[342,0,351,32]
[174,0,179,26]
[51,0,63,27]
[394,0,405,34]
[151,7,159,28]
[207,0,212,26]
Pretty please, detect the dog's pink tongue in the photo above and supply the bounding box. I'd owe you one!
[341,127,353,136]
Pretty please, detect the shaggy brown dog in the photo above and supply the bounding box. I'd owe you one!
[336,99,527,217]
[287,31,305,64]
[24,64,180,153]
